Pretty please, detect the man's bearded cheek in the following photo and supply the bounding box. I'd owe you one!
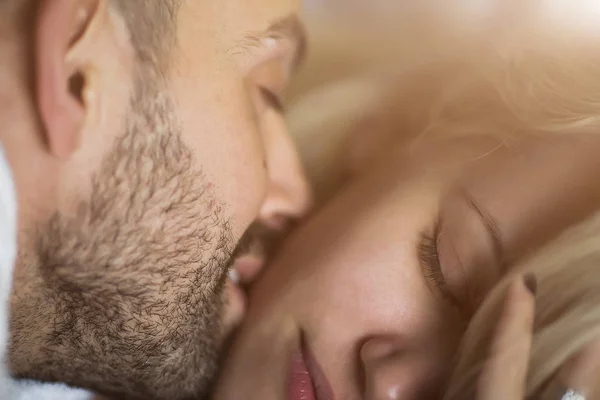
[13,95,236,399]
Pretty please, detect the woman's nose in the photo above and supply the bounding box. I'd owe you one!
[361,336,408,400]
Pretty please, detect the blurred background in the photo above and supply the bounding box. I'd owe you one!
[287,0,408,205]
[287,0,510,205]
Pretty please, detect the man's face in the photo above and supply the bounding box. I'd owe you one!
[9,0,308,399]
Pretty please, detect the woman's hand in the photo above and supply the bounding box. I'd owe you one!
[477,276,536,400]
[538,338,600,400]
[477,276,600,400]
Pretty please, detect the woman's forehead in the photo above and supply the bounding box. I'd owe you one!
[336,132,600,289]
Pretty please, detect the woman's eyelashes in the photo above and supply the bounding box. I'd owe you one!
[260,87,285,113]
[418,221,462,309]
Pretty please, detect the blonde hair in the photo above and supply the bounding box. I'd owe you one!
[372,11,600,145]
[444,211,600,399]
[290,2,600,397]
[393,3,600,399]
[391,5,600,398]
[289,2,600,203]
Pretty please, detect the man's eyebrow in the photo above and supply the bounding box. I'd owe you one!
[238,15,307,70]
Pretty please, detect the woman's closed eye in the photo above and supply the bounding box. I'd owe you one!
[418,219,463,309]
[426,187,506,314]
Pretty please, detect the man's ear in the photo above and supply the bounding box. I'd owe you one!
[35,0,103,159]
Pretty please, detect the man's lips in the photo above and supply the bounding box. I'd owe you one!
[289,336,334,400]
[222,255,266,332]
[231,255,265,284]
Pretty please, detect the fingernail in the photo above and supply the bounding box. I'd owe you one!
[523,273,537,296]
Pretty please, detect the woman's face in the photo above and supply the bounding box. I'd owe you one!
[213,134,600,400]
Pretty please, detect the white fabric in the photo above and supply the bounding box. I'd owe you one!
[0,144,16,400]
[10,382,91,400]
[0,146,91,400]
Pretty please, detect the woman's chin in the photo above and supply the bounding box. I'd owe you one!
[211,314,300,400]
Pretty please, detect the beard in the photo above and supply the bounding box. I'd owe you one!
[10,80,243,400]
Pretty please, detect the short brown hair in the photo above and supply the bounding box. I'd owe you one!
[111,0,181,73]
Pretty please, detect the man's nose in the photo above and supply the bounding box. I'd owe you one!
[259,117,312,230]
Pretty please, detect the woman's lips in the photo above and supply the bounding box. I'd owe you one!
[289,350,316,400]
[304,342,335,400]
[289,337,335,400]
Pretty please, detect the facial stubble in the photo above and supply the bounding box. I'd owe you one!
[11,87,237,400]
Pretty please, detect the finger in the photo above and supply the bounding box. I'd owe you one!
[477,275,537,400]
[540,337,600,400]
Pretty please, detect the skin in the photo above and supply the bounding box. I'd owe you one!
[212,127,600,399]
[477,277,536,400]
[211,5,600,399]
[0,0,309,399]
[478,279,600,400]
